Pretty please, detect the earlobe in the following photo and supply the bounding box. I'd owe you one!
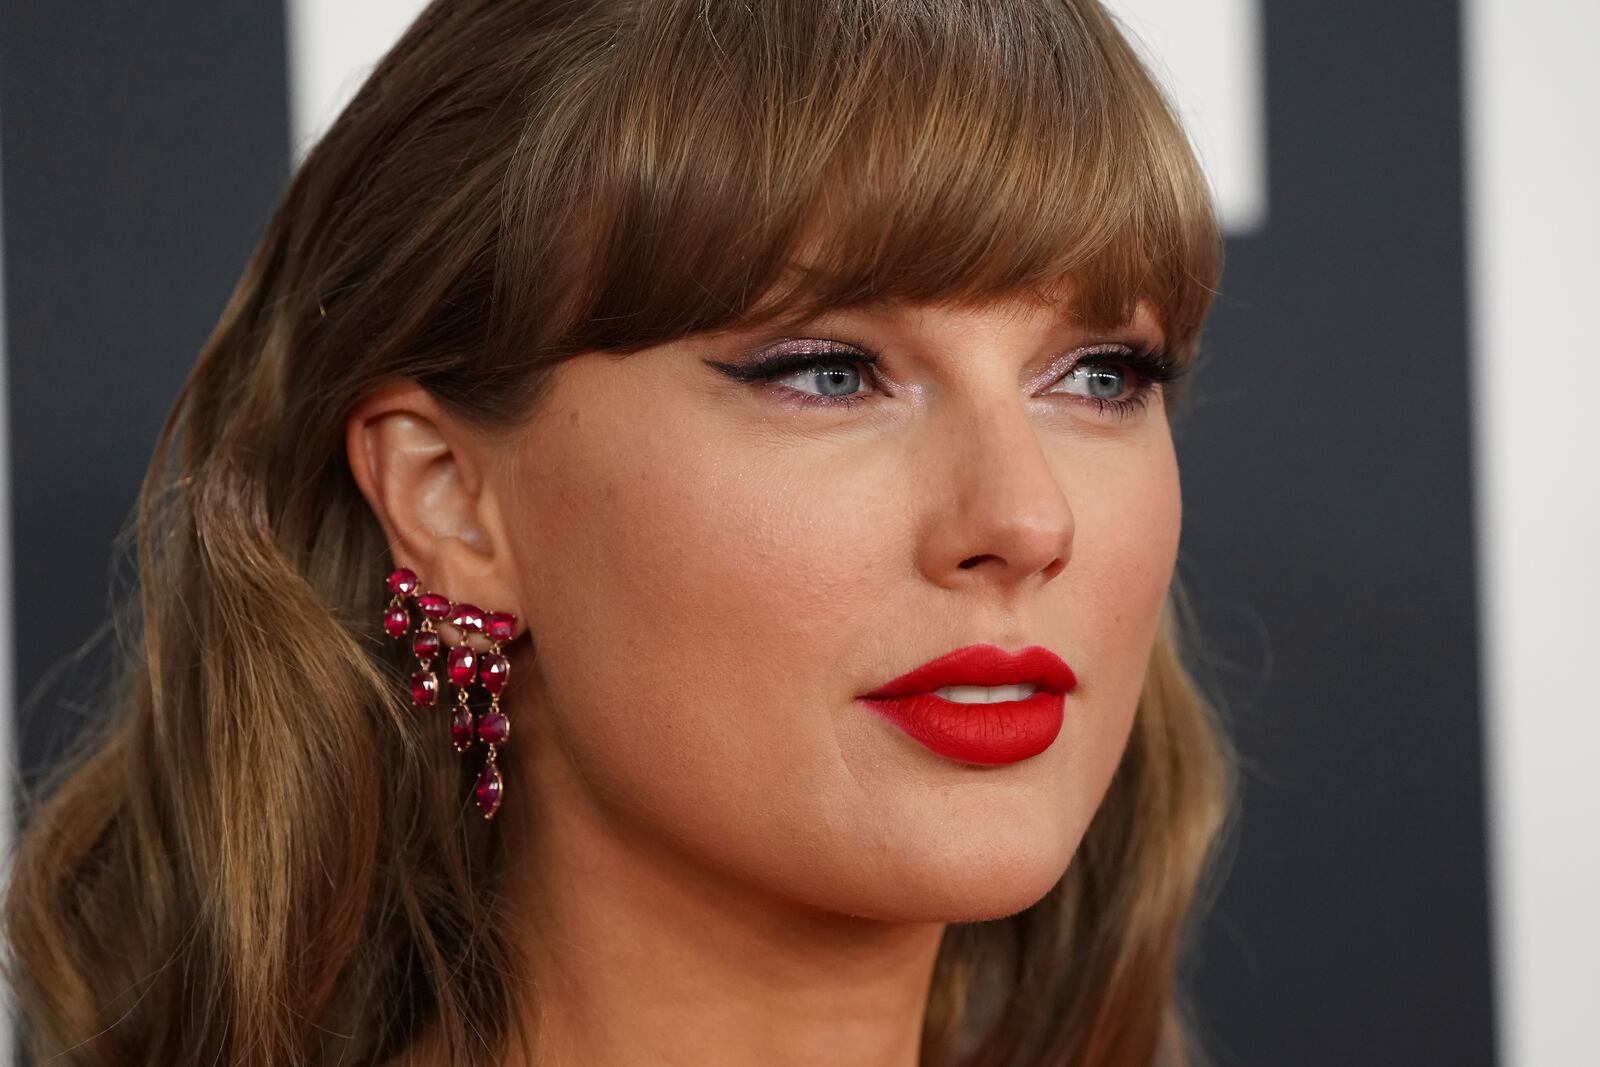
[345,380,520,625]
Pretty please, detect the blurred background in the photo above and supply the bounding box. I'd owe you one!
[0,1,1595,1064]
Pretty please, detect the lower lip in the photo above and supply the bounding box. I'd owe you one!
[856,690,1066,765]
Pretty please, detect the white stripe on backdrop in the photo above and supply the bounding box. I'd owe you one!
[287,0,432,164]
[1464,2,1600,1064]
[1101,0,1266,234]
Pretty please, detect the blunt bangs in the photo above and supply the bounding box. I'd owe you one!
[495,0,1220,368]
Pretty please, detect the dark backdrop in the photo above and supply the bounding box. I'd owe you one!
[1172,3,1493,1063]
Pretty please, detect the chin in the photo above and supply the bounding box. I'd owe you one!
[800,829,1082,924]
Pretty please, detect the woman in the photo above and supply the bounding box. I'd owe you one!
[2,0,1235,1064]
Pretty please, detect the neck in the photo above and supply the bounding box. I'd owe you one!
[494,741,947,1067]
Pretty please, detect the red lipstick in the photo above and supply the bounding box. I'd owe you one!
[857,644,1078,765]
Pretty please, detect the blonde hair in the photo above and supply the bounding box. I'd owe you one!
[2,1,1235,1064]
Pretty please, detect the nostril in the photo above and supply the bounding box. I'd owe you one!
[958,554,1066,577]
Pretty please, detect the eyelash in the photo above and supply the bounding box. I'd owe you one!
[712,342,1186,420]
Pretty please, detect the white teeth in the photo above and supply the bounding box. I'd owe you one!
[932,683,1038,704]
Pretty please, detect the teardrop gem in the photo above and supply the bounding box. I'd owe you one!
[410,670,438,707]
[451,705,474,751]
[449,603,485,633]
[412,629,440,660]
[447,645,477,687]
[417,592,451,621]
[474,762,503,819]
[484,612,517,642]
[479,653,509,695]
[477,709,509,745]
[386,567,419,596]
[382,604,409,638]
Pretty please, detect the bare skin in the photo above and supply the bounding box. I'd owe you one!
[348,292,1182,1066]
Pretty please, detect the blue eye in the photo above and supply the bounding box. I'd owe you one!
[705,343,881,409]
[1057,363,1130,402]
[1043,345,1188,420]
[773,360,865,399]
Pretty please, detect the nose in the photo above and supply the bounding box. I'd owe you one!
[917,391,1075,593]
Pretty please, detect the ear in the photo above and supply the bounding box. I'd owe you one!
[346,379,524,647]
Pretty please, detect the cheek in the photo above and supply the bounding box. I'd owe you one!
[1069,434,1181,649]
[508,383,893,881]
[1047,433,1182,834]
[530,420,885,684]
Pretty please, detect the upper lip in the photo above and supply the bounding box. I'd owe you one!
[860,644,1078,699]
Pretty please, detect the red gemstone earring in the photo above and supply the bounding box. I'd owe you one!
[383,566,516,820]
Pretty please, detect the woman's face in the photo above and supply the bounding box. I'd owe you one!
[493,293,1180,922]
